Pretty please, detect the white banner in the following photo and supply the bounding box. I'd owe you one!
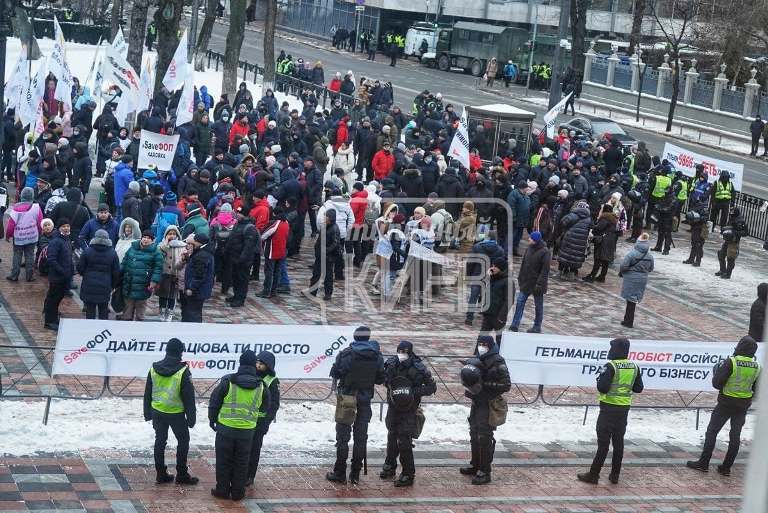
[50,17,75,110]
[500,333,764,391]
[662,142,744,191]
[137,54,155,115]
[162,30,189,91]
[447,107,470,169]
[175,69,195,126]
[18,57,48,129]
[543,92,572,139]
[137,130,180,171]
[111,27,129,59]
[52,319,357,379]
[5,54,29,111]
[102,44,142,123]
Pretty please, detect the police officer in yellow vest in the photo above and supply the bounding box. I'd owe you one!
[578,338,644,485]
[209,350,270,501]
[687,336,760,475]
[143,338,199,485]
[246,351,280,486]
[650,165,676,254]
[711,170,734,229]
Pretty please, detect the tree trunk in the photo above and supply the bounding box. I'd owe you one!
[570,0,590,73]
[666,57,680,132]
[194,0,221,71]
[153,0,185,93]
[110,0,122,40]
[223,0,247,98]
[127,0,150,72]
[12,7,42,60]
[263,0,277,90]
[628,0,646,55]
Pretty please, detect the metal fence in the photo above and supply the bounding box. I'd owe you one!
[720,86,746,115]
[591,61,608,85]
[0,344,722,427]
[613,67,632,90]
[641,69,659,96]
[690,80,715,109]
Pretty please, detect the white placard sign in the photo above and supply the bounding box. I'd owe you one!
[137,130,180,171]
[500,333,763,391]
[662,142,744,191]
[52,319,357,379]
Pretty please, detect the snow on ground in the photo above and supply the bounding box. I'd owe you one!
[0,398,752,456]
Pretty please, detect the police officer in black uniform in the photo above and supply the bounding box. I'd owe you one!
[459,335,511,485]
[577,337,644,485]
[716,206,749,279]
[379,341,437,487]
[687,336,760,475]
[143,338,199,485]
[326,326,385,484]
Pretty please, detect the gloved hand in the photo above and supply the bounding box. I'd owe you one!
[187,417,196,429]
[209,420,217,431]
[533,285,543,295]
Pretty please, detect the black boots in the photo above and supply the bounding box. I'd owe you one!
[472,471,491,485]
[469,437,494,485]
[156,466,174,484]
[325,470,347,483]
[394,473,414,487]
[577,471,599,484]
[379,464,396,479]
[716,464,731,476]
[608,470,620,484]
[686,460,709,472]
[175,469,199,485]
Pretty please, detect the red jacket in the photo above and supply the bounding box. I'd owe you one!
[261,219,289,260]
[350,189,368,226]
[469,153,482,172]
[372,150,395,181]
[334,120,349,152]
[229,120,250,146]
[249,198,271,231]
[329,78,342,93]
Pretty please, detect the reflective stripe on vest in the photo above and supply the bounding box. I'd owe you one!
[723,356,760,399]
[150,366,186,414]
[217,382,264,429]
[715,180,733,200]
[677,179,689,201]
[651,175,671,198]
[598,360,637,406]
[262,374,276,387]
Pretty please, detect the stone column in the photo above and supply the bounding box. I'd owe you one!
[683,58,699,104]
[583,41,596,83]
[606,47,620,88]
[630,51,640,91]
[656,53,670,98]
[713,64,728,111]
[744,68,761,118]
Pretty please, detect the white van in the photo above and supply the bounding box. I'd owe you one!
[404,22,439,59]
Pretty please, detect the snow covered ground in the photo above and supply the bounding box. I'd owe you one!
[0,398,752,456]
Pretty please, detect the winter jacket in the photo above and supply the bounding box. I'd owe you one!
[372,149,395,180]
[6,202,43,246]
[73,147,93,193]
[591,211,618,263]
[113,163,135,207]
[748,283,767,342]
[116,217,141,261]
[255,351,280,432]
[225,218,260,264]
[620,239,654,303]
[518,240,551,295]
[121,240,163,300]
[250,199,272,232]
[398,168,425,200]
[78,216,119,249]
[184,244,214,300]
[261,219,289,259]
[383,354,436,422]
[209,364,271,438]
[482,268,510,331]
[471,338,511,403]
[317,197,354,239]
[78,238,120,304]
[312,141,330,172]
[181,212,210,240]
[558,206,592,268]
[143,355,197,425]
[596,338,645,410]
[51,189,91,241]
[330,340,385,405]
[711,337,760,409]
[229,119,250,147]
[121,190,142,224]
[332,144,355,173]
[305,165,324,205]
[349,190,368,226]
[194,121,213,156]
[506,188,531,227]
[45,231,74,284]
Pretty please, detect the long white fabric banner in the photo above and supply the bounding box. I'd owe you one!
[662,142,744,191]
[52,319,356,379]
[500,333,763,391]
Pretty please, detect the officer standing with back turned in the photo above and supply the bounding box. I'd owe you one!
[143,338,199,486]
[577,337,643,485]
[687,336,760,476]
[326,326,385,485]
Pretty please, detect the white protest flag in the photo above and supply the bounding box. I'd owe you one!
[5,54,29,111]
[162,30,189,91]
[50,16,75,110]
[174,69,195,126]
[102,43,142,122]
[85,39,105,94]
[18,57,48,129]
[543,92,572,139]
[111,26,129,58]
[447,106,470,169]
[137,54,155,114]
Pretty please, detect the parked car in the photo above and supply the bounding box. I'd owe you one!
[558,117,637,148]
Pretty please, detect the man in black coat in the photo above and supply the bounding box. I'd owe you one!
[142,338,199,485]
[479,257,510,344]
[72,142,93,194]
[353,119,376,183]
[466,232,505,325]
[224,209,260,307]
[687,336,760,476]
[51,188,91,243]
[577,337,643,484]
[2,108,18,181]
[379,341,436,487]
[246,350,280,484]
[326,326,385,484]
[460,336,511,485]
[509,231,550,333]
[435,167,464,219]
[43,219,74,330]
[748,283,767,342]
[209,350,270,501]
[749,115,764,156]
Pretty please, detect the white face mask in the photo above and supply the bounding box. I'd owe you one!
[477,346,489,355]
[397,353,408,362]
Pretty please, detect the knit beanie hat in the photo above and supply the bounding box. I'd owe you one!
[240,349,257,366]
[20,187,35,202]
[397,340,413,354]
[166,338,184,357]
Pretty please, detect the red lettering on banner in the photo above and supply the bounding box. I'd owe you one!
[64,346,88,364]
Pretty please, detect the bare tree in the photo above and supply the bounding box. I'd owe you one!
[110,0,123,39]
[648,0,702,132]
[570,0,590,73]
[127,0,152,72]
[153,0,185,93]
[194,0,220,71]
[628,0,646,55]
[263,0,277,89]
[222,0,247,97]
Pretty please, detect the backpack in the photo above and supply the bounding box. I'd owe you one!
[36,245,49,273]
[152,210,178,241]
[364,203,379,225]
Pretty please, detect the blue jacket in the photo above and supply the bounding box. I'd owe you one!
[199,86,214,109]
[506,188,531,227]
[184,244,214,300]
[78,217,119,249]
[46,231,74,284]
[77,241,120,304]
[113,163,135,207]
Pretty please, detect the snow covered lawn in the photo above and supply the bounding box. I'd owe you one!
[0,398,752,456]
